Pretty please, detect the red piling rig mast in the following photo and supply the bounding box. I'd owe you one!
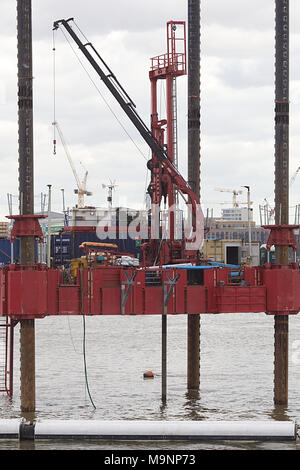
[144,22,196,266]
[51,18,202,268]
[149,21,186,169]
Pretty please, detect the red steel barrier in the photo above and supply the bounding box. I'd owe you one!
[1,263,299,319]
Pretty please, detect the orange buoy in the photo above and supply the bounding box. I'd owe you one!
[143,371,154,379]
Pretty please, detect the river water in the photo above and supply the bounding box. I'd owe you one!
[0,313,299,450]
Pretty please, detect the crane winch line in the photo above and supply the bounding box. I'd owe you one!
[55,23,149,164]
[53,18,204,265]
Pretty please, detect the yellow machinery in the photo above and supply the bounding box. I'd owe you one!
[71,242,119,280]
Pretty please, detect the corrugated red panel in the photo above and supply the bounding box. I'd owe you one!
[162,269,186,314]
[215,286,266,313]
[58,286,80,315]
[3,263,299,318]
[186,286,206,313]
[101,287,121,315]
[263,267,300,315]
[47,270,60,315]
[0,270,7,316]
[144,286,164,315]
[7,270,48,318]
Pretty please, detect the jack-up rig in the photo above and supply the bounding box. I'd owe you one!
[0,1,298,413]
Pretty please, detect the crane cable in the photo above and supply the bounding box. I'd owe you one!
[80,269,96,409]
[54,26,149,163]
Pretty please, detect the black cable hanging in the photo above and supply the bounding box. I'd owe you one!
[80,269,96,410]
[53,25,149,163]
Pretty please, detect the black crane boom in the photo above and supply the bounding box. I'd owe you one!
[53,18,201,215]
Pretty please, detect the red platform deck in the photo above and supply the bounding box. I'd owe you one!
[1,263,299,319]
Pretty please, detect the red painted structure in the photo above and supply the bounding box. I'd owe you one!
[1,19,300,398]
[7,214,46,242]
[142,21,194,266]
[0,226,299,319]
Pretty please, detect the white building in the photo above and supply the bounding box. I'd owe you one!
[221,207,253,222]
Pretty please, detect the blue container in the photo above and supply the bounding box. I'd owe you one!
[0,239,20,265]
[52,230,141,268]
[52,233,73,267]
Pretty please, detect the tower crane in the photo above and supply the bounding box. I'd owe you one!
[53,121,92,208]
[102,179,117,210]
[260,198,275,225]
[260,168,299,225]
[290,167,300,187]
[215,188,243,208]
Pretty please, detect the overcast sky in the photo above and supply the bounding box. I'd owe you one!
[1,0,300,224]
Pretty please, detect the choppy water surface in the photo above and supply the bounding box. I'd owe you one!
[0,313,300,450]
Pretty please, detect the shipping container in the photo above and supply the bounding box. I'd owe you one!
[51,229,141,268]
[260,244,276,265]
[0,239,19,265]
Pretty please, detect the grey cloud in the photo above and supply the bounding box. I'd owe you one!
[33,0,186,39]
[202,0,274,31]
[217,58,275,89]
[1,0,300,223]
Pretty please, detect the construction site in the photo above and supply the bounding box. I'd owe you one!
[0,0,299,451]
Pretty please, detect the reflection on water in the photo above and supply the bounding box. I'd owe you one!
[269,405,292,422]
[0,313,299,449]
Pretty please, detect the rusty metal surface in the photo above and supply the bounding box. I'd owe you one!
[161,314,167,403]
[275,0,289,231]
[274,315,289,405]
[17,0,34,230]
[17,0,36,413]
[188,0,201,199]
[187,0,201,391]
[274,0,289,406]
[19,319,35,413]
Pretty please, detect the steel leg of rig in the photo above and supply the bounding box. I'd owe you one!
[274,0,289,406]
[187,0,201,392]
[17,0,36,413]
[162,313,167,404]
[20,320,35,414]
[274,316,289,405]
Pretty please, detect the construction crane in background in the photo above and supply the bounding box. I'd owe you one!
[215,188,243,207]
[102,180,117,210]
[290,166,300,187]
[260,167,299,224]
[204,200,253,206]
[259,198,275,225]
[53,121,92,208]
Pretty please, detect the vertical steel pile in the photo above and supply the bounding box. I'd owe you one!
[187,0,201,391]
[17,0,36,412]
[274,0,289,405]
